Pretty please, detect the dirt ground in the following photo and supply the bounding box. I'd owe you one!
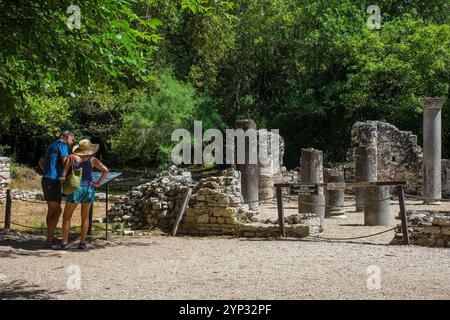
[1,233,449,300]
[0,197,449,300]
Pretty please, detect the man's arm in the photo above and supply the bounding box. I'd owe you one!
[38,157,45,172]
[59,142,71,170]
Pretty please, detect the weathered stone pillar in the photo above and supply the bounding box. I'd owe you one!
[324,168,346,218]
[355,146,390,226]
[352,122,378,211]
[234,119,259,211]
[298,148,325,229]
[0,157,11,204]
[421,98,446,205]
[363,185,390,226]
[258,131,284,201]
[355,146,377,210]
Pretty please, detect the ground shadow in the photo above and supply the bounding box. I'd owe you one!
[336,223,365,227]
[239,237,392,246]
[0,231,108,258]
[0,279,65,300]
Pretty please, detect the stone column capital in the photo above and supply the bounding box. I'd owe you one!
[420,97,446,110]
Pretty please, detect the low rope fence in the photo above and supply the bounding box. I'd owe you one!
[5,180,444,245]
[1,188,118,240]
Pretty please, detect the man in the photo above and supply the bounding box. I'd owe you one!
[38,130,74,248]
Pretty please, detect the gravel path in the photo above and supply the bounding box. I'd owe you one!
[1,233,449,300]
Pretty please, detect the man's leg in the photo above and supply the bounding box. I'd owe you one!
[46,201,62,245]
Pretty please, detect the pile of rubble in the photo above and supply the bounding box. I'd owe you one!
[392,210,450,247]
[108,167,194,230]
[108,166,320,238]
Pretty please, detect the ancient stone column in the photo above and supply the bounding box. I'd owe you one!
[355,146,377,211]
[234,119,259,211]
[363,185,390,226]
[421,98,446,205]
[298,148,325,229]
[352,122,377,211]
[324,168,346,218]
[355,146,390,226]
[258,131,284,201]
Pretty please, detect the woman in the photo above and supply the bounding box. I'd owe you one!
[60,139,109,250]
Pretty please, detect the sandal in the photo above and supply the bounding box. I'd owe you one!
[78,243,88,250]
[50,243,69,250]
[45,238,60,249]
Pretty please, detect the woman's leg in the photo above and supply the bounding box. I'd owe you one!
[80,202,93,244]
[62,202,78,245]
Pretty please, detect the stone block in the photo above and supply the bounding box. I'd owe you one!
[197,214,209,224]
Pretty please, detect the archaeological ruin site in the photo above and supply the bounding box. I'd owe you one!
[87,98,449,248]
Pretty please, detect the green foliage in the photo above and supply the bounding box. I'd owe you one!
[0,145,10,157]
[21,95,71,138]
[204,0,449,166]
[0,0,162,112]
[0,0,448,168]
[112,69,223,166]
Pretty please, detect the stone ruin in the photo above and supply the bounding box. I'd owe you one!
[258,131,285,201]
[346,120,450,197]
[346,121,423,194]
[108,167,320,238]
[392,211,450,247]
[0,157,11,203]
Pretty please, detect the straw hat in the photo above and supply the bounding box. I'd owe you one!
[72,139,99,156]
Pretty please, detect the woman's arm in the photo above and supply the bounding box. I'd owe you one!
[91,157,109,188]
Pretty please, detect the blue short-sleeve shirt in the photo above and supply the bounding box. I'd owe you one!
[43,140,69,180]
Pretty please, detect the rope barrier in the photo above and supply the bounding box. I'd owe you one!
[306,227,396,241]
[402,193,450,202]
[2,183,434,244]
[11,198,48,205]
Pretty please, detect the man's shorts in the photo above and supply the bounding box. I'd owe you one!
[41,177,62,203]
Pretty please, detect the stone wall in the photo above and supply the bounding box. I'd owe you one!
[349,121,450,197]
[349,121,423,194]
[0,157,11,202]
[178,169,247,235]
[442,160,450,198]
[109,167,319,238]
[392,210,450,247]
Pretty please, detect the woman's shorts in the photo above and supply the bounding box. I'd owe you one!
[66,185,96,204]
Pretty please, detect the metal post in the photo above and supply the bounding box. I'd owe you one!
[397,185,410,245]
[172,188,192,236]
[276,186,286,237]
[4,189,11,230]
[105,183,109,240]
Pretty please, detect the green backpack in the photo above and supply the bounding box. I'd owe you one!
[62,159,82,196]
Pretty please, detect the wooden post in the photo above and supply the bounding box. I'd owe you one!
[276,186,286,237]
[88,203,93,236]
[4,189,11,230]
[397,185,410,245]
[172,188,192,236]
[105,183,109,240]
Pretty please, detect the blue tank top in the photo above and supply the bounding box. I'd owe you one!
[73,157,93,187]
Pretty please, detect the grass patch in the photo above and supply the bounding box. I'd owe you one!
[10,163,42,190]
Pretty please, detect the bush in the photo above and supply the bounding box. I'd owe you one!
[112,69,224,167]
